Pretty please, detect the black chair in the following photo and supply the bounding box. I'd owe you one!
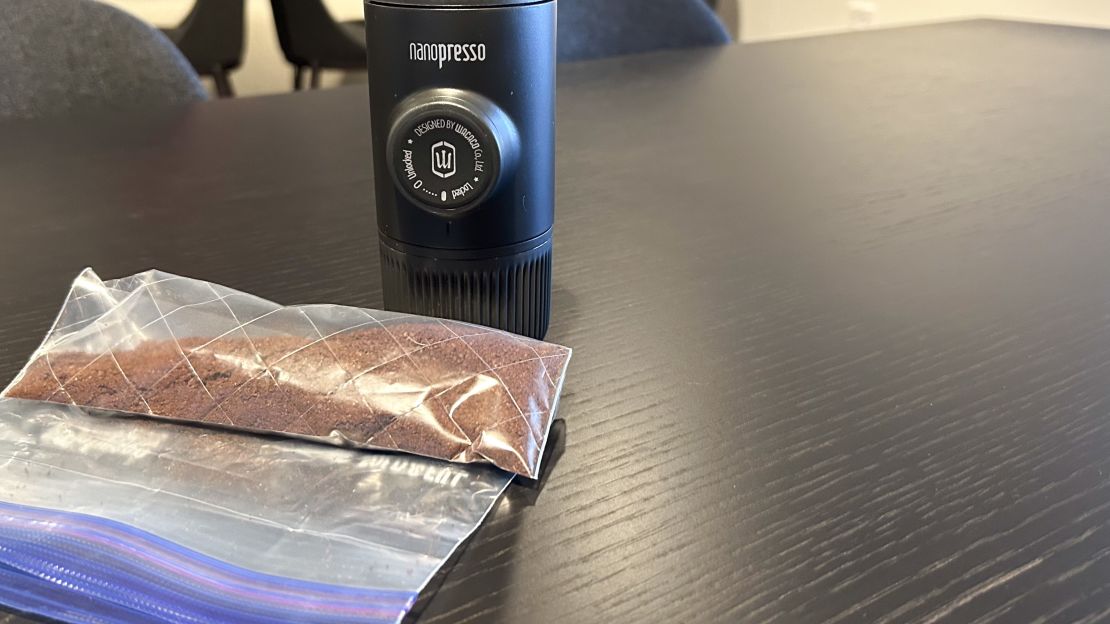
[558,0,731,63]
[270,0,367,90]
[0,0,207,123]
[160,0,245,98]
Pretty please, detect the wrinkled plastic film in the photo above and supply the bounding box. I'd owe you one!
[3,268,571,478]
[0,398,513,623]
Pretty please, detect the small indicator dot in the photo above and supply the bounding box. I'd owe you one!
[441,191,447,202]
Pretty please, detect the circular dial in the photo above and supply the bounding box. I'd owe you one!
[387,90,515,212]
[392,114,495,209]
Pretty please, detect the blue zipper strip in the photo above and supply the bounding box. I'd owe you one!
[0,563,153,624]
[0,500,417,624]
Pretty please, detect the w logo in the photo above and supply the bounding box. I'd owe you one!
[431,141,456,179]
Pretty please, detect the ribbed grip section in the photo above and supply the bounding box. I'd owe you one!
[380,239,552,339]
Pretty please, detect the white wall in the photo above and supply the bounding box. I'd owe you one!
[103,0,1110,96]
[983,0,1110,28]
[740,0,1110,42]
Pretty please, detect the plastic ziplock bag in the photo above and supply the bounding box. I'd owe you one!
[0,397,513,624]
[3,268,571,478]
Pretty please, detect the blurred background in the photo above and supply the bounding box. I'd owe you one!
[95,0,1110,98]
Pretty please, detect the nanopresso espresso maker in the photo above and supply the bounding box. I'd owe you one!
[364,0,556,339]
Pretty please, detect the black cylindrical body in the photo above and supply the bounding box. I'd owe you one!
[364,0,556,339]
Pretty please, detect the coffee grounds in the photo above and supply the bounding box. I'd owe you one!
[4,320,570,478]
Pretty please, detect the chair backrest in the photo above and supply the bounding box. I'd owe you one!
[269,0,362,67]
[0,0,207,123]
[558,0,732,63]
[170,0,246,72]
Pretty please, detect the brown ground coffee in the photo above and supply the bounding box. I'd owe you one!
[5,320,570,477]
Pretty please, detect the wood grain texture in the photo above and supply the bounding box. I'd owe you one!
[3,19,1110,623]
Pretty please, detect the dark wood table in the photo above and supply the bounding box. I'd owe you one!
[4,18,1110,623]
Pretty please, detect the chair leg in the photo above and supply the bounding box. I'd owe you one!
[211,66,234,98]
[310,63,322,89]
[293,66,304,91]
